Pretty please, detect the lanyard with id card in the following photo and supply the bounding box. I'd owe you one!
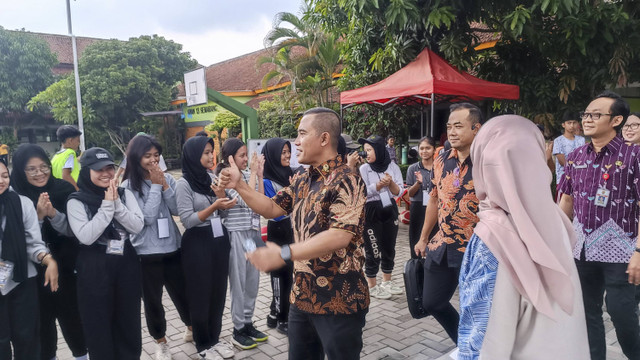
[379,190,393,208]
[157,210,169,239]
[422,190,430,206]
[0,260,14,289]
[251,211,261,231]
[594,172,611,208]
[106,228,128,255]
[376,172,394,208]
[211,215,224,238]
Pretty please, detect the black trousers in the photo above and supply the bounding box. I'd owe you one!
[409,202,426,260]
[288,307,366,360]
[575,258,640,360]
[363,201,399,278]
[37,268,86,359]
[0,277,40,360]
[267,219,293,322]
[422,257,460,344]
[140,250,191,340]
[182,226,230,352]
[76,242,142,360]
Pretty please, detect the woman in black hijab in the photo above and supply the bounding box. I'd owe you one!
[175,136,237,360]
[261,138,294,334]
[357,135,405,299]
[11,144,87,360]
[0,156,58,359]
[66,147,144,360]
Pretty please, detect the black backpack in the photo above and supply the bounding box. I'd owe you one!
[403,258,429,319]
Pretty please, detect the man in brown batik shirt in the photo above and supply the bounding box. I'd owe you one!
[218,107,369,360]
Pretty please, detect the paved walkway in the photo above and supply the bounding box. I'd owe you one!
[54,172,627,359]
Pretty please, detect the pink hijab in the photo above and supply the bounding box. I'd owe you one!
[471,115,577,319]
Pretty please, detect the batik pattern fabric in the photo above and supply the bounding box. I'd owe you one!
[427,149,479,267]
[458,233,498,360]
[271,156,370,315]
[558,136,640,263]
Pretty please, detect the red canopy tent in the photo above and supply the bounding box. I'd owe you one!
[340,48,519,135]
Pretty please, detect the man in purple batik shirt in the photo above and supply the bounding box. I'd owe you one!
[559,90,640,360]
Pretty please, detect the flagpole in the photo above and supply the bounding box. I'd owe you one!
[66,0,85,151]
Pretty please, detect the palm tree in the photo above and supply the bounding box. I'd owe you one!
[258,11,342,107]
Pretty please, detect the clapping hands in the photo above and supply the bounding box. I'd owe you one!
[36,192,56,220]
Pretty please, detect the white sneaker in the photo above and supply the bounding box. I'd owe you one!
[212,339,235,359]
[199,348,222,360]
[155,342,172,360]
[381,280,403,295]
[183,327,193,342]
[369,285,392,300]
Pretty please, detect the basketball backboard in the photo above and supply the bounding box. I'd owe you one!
[184,67,207,106]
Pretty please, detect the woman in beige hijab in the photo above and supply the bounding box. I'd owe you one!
[457,115,589,359]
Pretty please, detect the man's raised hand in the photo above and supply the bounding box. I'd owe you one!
[218,155,242,189]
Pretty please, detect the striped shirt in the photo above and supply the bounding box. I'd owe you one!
[225,170,259,232]
[558,135,640,263]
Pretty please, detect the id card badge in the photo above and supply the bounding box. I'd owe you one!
[0,260,14,289]
[594,187,610,207]
[211,216,224,238]
[106,229,127,255]
[380,190,393,208]
[422,190,430,206]
[251,212,261,231]
[106,239,125,255]
[157,218,170,239]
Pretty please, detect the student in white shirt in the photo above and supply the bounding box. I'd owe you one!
[358,135,404,299]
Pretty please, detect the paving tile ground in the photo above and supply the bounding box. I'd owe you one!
[54,170,627,359]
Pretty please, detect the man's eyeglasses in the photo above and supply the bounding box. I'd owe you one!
[623,123,640,131]
[580,112,612,121]
[25,164,51,177]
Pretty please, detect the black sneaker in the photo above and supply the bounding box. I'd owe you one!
[243,322,269,342]
[266,314,277,329]
[232,328,257,350]
[276,321,288,335]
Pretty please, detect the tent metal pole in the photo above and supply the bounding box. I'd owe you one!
[340,104,343,132]
[430,93,435,137]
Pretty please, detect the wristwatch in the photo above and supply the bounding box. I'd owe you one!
[635,248,640,253]
[281,244,292,263]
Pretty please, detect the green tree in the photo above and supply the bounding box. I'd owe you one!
[258,11,342,108]
[29,35,197,151]
[0,27,57,137]
[206,110,242,137]
[306,0,640,126]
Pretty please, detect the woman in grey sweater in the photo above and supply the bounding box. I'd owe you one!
[176,136,237,360]
[0,157,59,359]
[214,138,268,351]
[66,147,144,360]
[121,134,191,360]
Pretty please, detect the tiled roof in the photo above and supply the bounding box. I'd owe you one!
[20,31,105,65]
[204,45,308,93]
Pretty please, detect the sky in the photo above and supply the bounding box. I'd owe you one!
[0,0,304,65]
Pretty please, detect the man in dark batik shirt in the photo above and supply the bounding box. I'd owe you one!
[218,108,369,360]
[414,102,482,344]
[559,91,640,360]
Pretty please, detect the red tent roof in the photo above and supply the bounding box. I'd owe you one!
[340,48,519,106]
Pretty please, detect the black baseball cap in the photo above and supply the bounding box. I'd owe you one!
[358,135,385,147]
[341,134,360,150]
[80,147,115,170]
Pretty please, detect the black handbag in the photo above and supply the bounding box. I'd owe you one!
[403,258,429,319]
